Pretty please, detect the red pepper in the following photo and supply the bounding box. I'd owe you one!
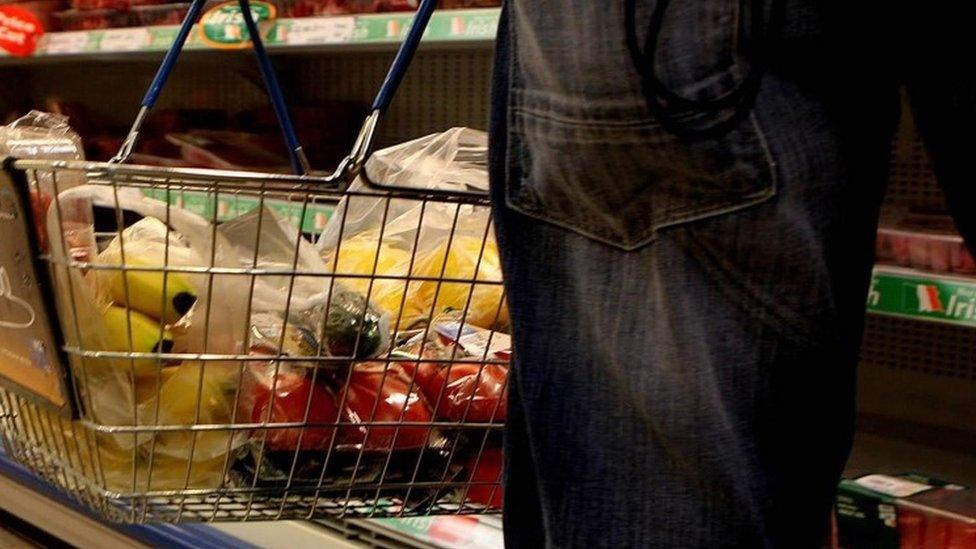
[402,360,508,422]
[338,362,433,451]
[464,447,503,508]
[245,368,340,452]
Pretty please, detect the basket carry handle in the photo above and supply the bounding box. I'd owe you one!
[110,0,310,175]
[330,0,438,183]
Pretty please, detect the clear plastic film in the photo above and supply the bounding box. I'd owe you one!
[316,128,508,331]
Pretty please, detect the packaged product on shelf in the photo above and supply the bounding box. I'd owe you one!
[317,128,508,332]
[3,0,65,32]
[836,473,976,549]
[876,209,976,275]
[131,2,189,26]
[69,0,125,10]
[52,8,129,29]
[440,0,500,8]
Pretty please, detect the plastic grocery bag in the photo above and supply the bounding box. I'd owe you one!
[0,110,86,251]
[44,186,247,458]
[316,128,508,331]
[220,205,391,360]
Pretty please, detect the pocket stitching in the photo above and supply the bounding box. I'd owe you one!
[505,106,778,251]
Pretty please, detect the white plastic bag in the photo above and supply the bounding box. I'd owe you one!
[316,128,507,330]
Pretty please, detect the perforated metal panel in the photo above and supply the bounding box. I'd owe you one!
[864,91,975,437]
[294,48,493,145]
[862,315,976,380]
[884,91,944,209]
[11,48,494,144]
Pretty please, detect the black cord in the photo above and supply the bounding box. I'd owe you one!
[625,0,780,139]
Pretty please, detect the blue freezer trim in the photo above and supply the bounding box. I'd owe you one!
[0,446,258,549]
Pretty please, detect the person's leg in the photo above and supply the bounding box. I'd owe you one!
[490,2,900,547]
[903,9,976,247]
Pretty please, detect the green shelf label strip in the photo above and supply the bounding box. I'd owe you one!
[29,8,498,56]
[140,188,335,234]
[868,267,976,327]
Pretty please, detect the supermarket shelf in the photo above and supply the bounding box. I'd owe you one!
[847,427,976,487]
[0,445,253,548]
[867,265,976,328]
[0,8,499,65]
[0,443,375,547]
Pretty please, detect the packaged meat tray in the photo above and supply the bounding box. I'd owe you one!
[837,473,976,549]
[131,2,187,25]
[52,7,129,29]
[2,0,65,31]
[440,0,500,8]
[876,210,976,275]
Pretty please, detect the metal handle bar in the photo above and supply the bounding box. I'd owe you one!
[111,0,309,175]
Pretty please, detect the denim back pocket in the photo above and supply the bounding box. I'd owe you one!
[505,88,777,251]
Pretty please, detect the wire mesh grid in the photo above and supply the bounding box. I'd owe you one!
[0,158,508,523]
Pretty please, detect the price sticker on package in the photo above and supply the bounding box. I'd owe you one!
[99,28,151,52]
[45,31,89,54]
[284,17,355,46]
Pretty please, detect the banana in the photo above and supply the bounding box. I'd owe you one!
[101,305,174,377]
[99,256,198,325]
[95,218,200,324]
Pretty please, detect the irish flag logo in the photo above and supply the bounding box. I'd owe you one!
[915,284,944,313]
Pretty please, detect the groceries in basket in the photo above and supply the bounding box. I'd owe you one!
[0,111,86,252]
[396,315,510,422]
[318,128,508,331]
[10,124,508,510]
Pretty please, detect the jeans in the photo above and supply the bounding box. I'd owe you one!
[489,2,975,547]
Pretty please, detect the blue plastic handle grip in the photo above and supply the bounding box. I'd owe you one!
[370,0,439,113]
[238,0,306,175]
[140,0,207,108]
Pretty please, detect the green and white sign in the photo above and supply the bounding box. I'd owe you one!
[198,0,276,49]
[140,188,334,234]
[868,267,976,326]
[2,8,499,58]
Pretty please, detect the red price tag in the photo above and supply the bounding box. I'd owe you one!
[0,5,44,57]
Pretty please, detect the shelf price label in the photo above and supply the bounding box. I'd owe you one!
[43,31,89,54]
[199,0,276,49]
[283,16,355,45]
[868,267,976,327]
[99,27,151,52]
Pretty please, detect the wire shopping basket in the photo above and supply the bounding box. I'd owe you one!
[0,0,508,523]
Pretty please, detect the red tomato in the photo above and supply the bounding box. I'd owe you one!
[338,363,433,451]
[245,368,340,451]
[464,447,503,508]
[403,361,509,422]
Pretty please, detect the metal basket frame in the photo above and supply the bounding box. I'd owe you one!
[0,0,507,523]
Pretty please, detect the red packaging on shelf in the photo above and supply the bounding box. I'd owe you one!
[131,2,188,26]
[52,7,129,30]
[440,0,500,8]
[876,209,976,275]
[2,0,64,32]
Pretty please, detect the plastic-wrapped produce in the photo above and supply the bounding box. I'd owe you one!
[318,128,508,331]
[397,316,509,422]
[0,111,86,251]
